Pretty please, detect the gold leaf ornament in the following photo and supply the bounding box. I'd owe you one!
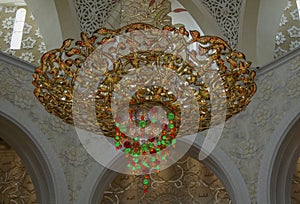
[32,23,256,137]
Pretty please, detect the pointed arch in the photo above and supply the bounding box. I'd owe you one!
[258,104,300,203]
[0,109,69,204]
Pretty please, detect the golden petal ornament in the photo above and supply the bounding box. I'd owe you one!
[32,23,256,136]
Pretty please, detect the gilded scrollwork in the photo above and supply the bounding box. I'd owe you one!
[100,156,231,203]
[0,139,37,204]
[32,23,256,138]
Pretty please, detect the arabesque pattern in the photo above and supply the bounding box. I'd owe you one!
[201,0,242,49]
[100,156,230,203]
[32,23,256,137]
[0,139,37,203]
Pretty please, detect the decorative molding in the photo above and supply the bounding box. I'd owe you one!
[0,51,34,71]
[257,46,300,75]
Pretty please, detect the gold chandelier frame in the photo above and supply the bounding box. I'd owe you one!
[32,23,256,137]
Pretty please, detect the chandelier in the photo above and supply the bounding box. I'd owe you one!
[32,23,256,193]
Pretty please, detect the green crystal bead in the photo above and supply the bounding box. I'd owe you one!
[170,124,174,129]
[168,113,175,120]
[143,179,149,185]
[139,120,147,128]
[141,144,148,151]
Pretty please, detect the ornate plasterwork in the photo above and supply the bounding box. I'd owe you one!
[101,156,230,203]
[0,5,46,65]
[72,0,118,34]
[0,60,97,203]
[275,0,300,58]
[200,0,242,49]
[0,140,37,203]
[219,54,300,202]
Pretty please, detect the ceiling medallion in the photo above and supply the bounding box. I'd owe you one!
[32,23,256,193]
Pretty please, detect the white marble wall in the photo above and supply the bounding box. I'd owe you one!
[0,46,300,203]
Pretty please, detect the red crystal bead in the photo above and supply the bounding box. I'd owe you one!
[133,142,140,148]
[124,141,131,148]
[150,149,156,154]
[148,137,155,142]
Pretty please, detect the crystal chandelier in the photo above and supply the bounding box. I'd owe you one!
[32,23,256,192]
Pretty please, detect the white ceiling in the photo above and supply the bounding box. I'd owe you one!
[0,0,26,6]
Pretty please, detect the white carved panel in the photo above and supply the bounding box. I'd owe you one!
[200,0,242,49]
[72,0,118,34]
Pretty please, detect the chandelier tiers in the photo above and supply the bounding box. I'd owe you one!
[32,23,256,138]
